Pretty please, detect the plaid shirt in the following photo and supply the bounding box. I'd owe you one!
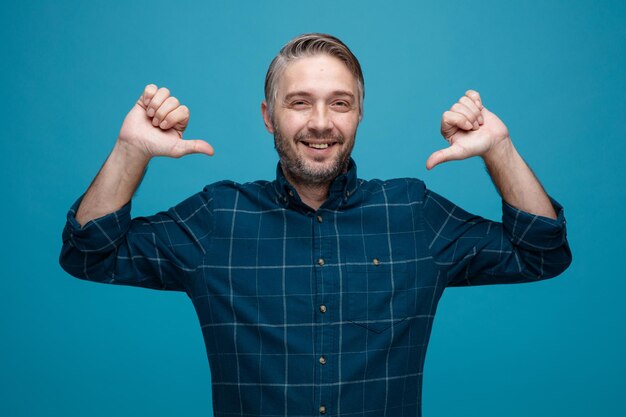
[60,159,571,417]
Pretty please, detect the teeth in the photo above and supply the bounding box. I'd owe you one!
[308,143,330,149]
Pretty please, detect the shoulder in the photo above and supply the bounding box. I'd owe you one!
[357,177,427,203]
[199,179,273,210]
[201,179,270,195]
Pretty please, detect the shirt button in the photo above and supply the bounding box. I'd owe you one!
[372,258,381,266]
[319,304,327,313]
[319,356,326,365]
[319,405,327,414]
[316,215,323,223]
[317,258,325,266]
[288,190,294,197]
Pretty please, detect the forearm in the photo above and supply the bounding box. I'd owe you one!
[75,140,151,227]
[482,138,557,219]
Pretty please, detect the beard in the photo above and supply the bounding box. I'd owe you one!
[274,128,354,186]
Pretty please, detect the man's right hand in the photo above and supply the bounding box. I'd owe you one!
[117,84,214,160]
[74,84,213,227]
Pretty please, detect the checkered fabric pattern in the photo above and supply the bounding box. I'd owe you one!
[60,159,571,417]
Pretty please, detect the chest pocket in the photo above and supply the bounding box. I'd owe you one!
[344,260,409,333]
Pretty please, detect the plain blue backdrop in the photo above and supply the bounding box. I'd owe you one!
[1,1,625,416]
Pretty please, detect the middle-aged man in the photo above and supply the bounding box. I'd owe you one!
[60,33,572,416]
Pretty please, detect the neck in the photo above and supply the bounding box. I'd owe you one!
[283,171,332,211]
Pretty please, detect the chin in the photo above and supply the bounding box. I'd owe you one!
[299,157,348,183]
[275,129,353,184]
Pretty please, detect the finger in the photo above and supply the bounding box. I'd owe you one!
[139,84,158,107]
[459,96,484,125]
[441,111,470,136]
[146,87,170,118]
[170,139,215,158]
[465,90,483,110]
[153,96,180,127]
[450,101,478,130]
[160,105,190,131]
[450,103,474,130]
[426,144,466,170]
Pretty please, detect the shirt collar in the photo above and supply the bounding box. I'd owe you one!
[272,158,360,211]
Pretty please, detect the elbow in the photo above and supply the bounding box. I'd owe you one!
[535,243,573,281]
[59,244,88,280]
[59,241,110,283]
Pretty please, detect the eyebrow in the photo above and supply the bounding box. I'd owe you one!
[283,90,356,101]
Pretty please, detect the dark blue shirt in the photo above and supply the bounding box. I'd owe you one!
[60,160,571,417]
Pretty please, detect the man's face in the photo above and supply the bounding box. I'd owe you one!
[262,54,361,185]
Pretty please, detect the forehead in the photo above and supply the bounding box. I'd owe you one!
[276,54,358,97]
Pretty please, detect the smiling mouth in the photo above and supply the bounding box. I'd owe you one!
[302,141,337,149]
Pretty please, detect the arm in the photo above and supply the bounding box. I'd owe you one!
[482,139,556,219]
[423,90,570,285]
[61,189,213,291]
[75,84,214,226]
[60,85,214,290]
[426,90,556,219]
[423,186,570,286]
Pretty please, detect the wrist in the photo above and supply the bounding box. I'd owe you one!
[113,139,152,167]
[482,136,515,166]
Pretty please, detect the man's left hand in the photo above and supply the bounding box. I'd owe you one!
[426,90,510,170]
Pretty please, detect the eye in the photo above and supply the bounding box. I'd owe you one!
[332,101,351,111]
[290,100,309,109]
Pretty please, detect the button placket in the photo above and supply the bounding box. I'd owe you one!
[313,208,335,416]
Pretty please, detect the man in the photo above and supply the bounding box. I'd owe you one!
[60,33,571,416]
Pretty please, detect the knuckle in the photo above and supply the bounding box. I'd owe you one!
[166,114,180,124]
[143,86,156,98]
[461,97,479,114]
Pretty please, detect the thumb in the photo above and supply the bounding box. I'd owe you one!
[425,144,465,170]
[170,139,215,158]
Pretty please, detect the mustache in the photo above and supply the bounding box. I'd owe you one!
[294,131,344,143]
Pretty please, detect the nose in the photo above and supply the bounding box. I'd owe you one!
[307,103,333,133]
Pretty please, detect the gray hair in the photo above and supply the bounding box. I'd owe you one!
[264,33,365,119]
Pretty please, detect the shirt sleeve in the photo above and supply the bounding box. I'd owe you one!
[59,189,213,292]
[422,188,572,287]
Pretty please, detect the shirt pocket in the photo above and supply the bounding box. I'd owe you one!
[344,260,409,333]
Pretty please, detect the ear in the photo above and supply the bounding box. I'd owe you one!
[261,100,274,134]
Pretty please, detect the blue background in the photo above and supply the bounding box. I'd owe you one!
[1,0,624,416]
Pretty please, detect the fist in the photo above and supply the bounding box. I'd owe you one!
[426,90,510,170]
[117,84,214,159]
